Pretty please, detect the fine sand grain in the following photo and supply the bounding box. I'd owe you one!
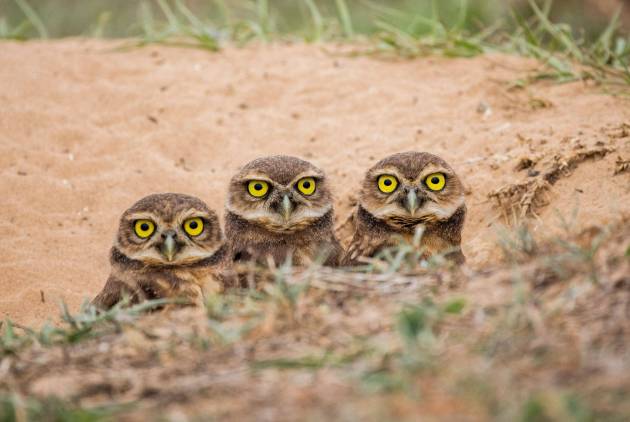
[1,40,629,326]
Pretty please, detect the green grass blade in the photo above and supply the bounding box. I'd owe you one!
[430,0,440,36]
[174,0,219,50]
[335,0,354,37]
[14,0,47,38]
[0,18,30,40]
[156,0,179,32]
[90,11,112,38]
[138,1,158,41]
[453,0,469,31]
[176,0,205,29]
[256,0,271,40]
[528,0,582,61]
[303,0,323,42]
[212,0,231,27]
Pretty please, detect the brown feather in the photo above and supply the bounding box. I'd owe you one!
[223,156,342,279]
[343,152,467,266]
[92,193,226,310]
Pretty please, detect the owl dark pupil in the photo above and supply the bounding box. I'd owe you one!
[431,177,439,184]
[303,181,311,188]
[384,179,392,186]
[254,183,263,191]
[189,221,198,229]
[140,223,149,231]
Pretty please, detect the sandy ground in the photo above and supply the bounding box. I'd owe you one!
[1,40,629,327]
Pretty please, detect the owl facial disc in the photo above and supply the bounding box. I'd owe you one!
[226,156,334,234]
[115,193,224,266]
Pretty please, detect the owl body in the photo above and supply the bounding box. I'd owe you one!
[225,208,339,267]
[224,155,342,269]
[92,193,226,309]
[344,152,466,265]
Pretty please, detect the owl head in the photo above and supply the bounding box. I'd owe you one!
[359,152,465,230]
[114,193,223,266]
[226,155,333,233]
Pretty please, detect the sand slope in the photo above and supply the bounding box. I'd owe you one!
[1,40,628,326]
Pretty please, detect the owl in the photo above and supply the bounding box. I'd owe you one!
[92,193,226,310]
[343,152,466,265]
[224,155,342,269]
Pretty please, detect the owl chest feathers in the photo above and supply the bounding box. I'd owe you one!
[350,204,466,262]
[224,210,340,266]
[108,246,223,304]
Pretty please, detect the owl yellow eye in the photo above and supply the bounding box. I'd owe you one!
[296,177,316,196]
[183,217,204,237]
[134,219,155,239]
[377,175,399,193]
[248,180,269,198]
[425,173,446,191]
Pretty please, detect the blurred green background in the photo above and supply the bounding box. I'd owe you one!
[1,0,628,40]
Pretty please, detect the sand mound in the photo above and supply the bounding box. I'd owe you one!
[1,40,629,326]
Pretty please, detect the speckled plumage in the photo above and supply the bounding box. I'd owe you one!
[343,152,466,265]
[224,155,342,269]
[92,193,226,309]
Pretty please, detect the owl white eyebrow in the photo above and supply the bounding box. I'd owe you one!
[289,171,323,185]
[371,168,405,180]
[177,209,209,222]
[236,173,275,183]
[125,212,159,221]
[417,166,453,181]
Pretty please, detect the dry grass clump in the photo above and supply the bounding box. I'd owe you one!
[603,122,630,139]
[489,144,616,218]
[614,155,630,175]
[489,178,552,219]
[1,217,629,421]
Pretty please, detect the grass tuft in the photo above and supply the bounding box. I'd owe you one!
[0,298,172,356]
[13,0,47,38]
[1,1,628,89]
[508,0,630,87]
[0,394,123,422]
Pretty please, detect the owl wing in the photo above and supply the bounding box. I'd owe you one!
[322,236,344,267]
[444,248,466,264]
[91,275,135,310]
[342,231,387,266]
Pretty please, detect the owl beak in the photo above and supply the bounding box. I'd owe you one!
[406,189,419,216]
[281,194,293,223]
[160,232,177,262]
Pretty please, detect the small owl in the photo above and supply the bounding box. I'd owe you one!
[92,193,226,310]
[224,155,342,269]
[343,152,466,265]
